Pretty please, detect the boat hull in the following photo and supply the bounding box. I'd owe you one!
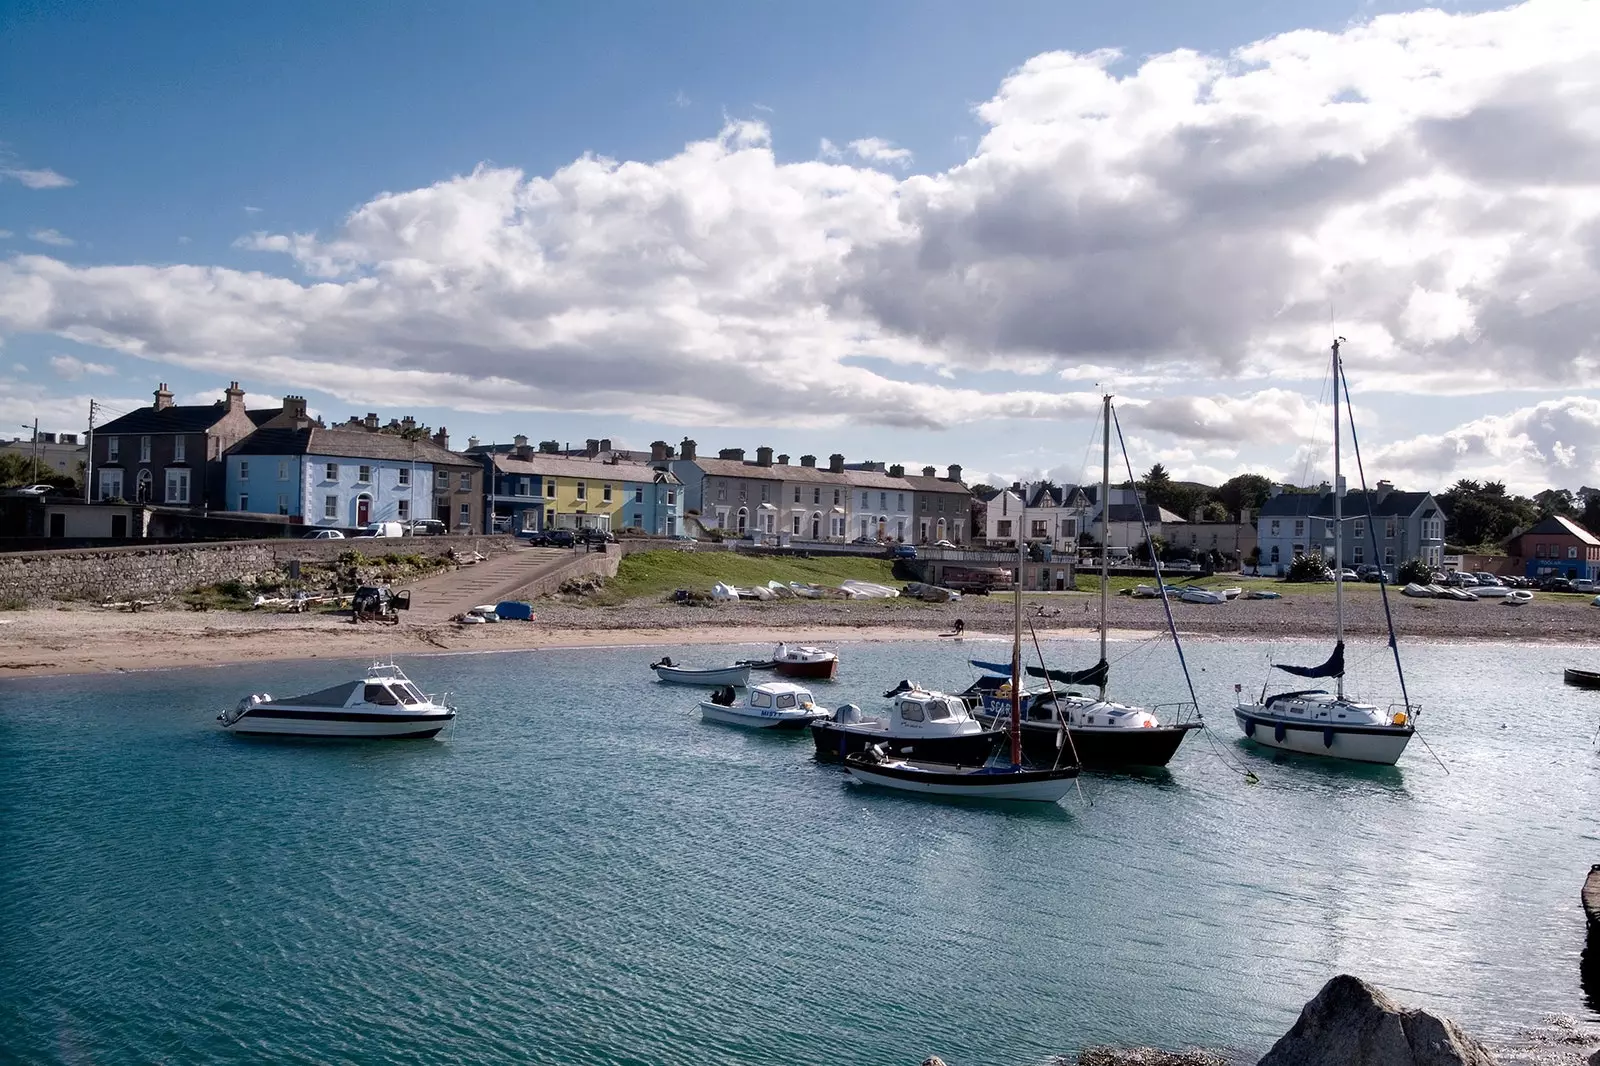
[774,658,838,681]
[843,756,1079,802]
[699,704,823,730]
[810,722,1002,763]
[222,709,454,739]
[1565,668,1600,690]
[973,714,1200,769]
[654,665,751,687]
[1234,707,1412,765]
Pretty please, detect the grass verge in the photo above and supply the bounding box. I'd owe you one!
[592,550,900,605]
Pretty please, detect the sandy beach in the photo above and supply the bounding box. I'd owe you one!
[2,586,1597,679]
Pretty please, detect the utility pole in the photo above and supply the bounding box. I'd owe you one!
[25,418,40,483]
[85,401,99,504]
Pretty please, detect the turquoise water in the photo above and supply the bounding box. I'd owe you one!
[2,635,1597,1066]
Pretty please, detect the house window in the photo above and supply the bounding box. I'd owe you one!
[1354,519,1365,538]
[239,460,250,479]
[397,467,409,486]
[997,520,1013,538]
[325,463,339,481]
[1353,544,1364,564]
[455,472,468,492]
[1293,520,1304,537]
[1536,544,1547,558]
[277,461,289,481]
[576,482,586,501]
[897,493,904,510]
[437,470,449,488]
[165,468,190,504]
[760,485,769,503]
[635,487,644,504]
[833,489,840,506]
[277,494,288,516]
[666,490,676,506]
[1385,519,1396,539]
[1270,546,1280,564]
[239,494,249,512]
[792,515,802,534]
[603,484,612,503]
[546,508,555,527]
[880,492,887,509]
[460,503,470,526]
[921,499,929,513]
[546,480,557,499]
[1270,520,1280,536]
[324,496,338,520]
[397,499,410,520]
[140,436,151,463]
[633,512,643,529]
[717,483,726,502]
[939,498,945,512]
[1571,547,1580,560]
[1384,547,1396,566]
[173,436,187,462]
[1031,519,1048,538]
[813,488,820,504]
[794,487,801,503]
[107,436,120,461]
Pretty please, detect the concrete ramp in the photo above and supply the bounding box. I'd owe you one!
[403,547,573,622]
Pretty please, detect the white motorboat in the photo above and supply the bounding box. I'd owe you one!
[651,657,751,687]
[1402,583,1434,598]
[811,682,1001,762]
[218,662,455,739]
[699,681,828,730]
[1235,339,1417,767]
[1178,587,1227,604]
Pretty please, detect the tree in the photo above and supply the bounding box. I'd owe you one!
[1398,559,1433,585]
[1213,473,1275,517]
[1140,463,1172,505]
[0,453,76,489]
[1533,488,1578,518]
[1131,535,1165,563]
[1438,478,1537,548]
[968,483,998,499]
[1199,500,1231,523]
[1285,554,1330,582]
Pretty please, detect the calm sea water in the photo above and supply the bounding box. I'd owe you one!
[2,635,1597,1066]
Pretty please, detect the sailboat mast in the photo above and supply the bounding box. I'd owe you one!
[1099,393,1111,697]
[1332,338,1345,700]
[1011,514,1024,766]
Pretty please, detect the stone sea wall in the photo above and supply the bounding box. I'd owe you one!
[0,535,516,606]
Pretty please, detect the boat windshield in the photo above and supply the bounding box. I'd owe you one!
[900,700,924,722]
[395,684,427,705]
[363,683,401,706]
[752,690,773,708]
[775,692,796,709]
[925,699,951,721]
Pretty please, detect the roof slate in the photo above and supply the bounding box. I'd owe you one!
[98,404,239,435]
[228,427,475,467]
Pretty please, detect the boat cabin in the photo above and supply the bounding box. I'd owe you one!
[747,682,816,710]
[1262,690,1396,726]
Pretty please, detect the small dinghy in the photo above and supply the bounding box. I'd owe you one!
[699,681,828,729]
[1563,668,1600,690]
[1178,586,1227,604]
[1244,590,1282,600]
[651,657,751,687]
[218,661,455,739]
[843,745,1079,802]
[1502,589,1533,605]
[1402,583,1434,598]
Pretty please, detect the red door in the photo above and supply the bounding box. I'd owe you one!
[356,495,370,526]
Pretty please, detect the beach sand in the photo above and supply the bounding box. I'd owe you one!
[2,588,1596,679]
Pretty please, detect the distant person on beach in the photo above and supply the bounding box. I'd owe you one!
[953,618,965,636]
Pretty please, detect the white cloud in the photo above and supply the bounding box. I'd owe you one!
[847,137,913,166]
[48,354,114,380]
[243,205,262,214]
[28,228,74,247]
[0,376,138,435]
[1,166,75,189]
[1373,396,1600,493]
[0,230,12,239]
[672,90,691,109]
[0,0,1597,474]
[177,235,191,245]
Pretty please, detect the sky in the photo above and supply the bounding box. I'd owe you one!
[2,0,1598,495]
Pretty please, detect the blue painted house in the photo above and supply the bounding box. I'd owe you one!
[225,420,481,531]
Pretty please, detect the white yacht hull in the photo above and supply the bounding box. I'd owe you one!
[221,709,454,739]
[698,704,823,730]
[1234,706,1412,765]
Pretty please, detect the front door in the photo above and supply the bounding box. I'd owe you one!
[356,495,371,526]
[811,515,820,540]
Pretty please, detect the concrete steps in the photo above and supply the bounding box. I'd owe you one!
[404,547,574,621]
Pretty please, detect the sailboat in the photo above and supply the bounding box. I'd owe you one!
[1234,339,1416,766]
[965,394,1203,769]
[842,538,1080,803]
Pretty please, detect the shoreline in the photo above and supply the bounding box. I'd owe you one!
[3,593,1599,679]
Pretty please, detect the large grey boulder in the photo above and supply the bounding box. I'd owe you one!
[1258,975,1496,1066]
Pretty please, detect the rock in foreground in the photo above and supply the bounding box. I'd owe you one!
[1074,1047,1230,1066]
[1259,974,1496,1066]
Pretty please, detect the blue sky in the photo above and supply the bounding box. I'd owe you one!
[3,0,1596,494]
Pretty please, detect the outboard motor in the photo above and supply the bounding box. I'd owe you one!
[833,703,863,724]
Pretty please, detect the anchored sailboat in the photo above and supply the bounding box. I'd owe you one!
[1234,339,1417,766]
[966,393,1203,769]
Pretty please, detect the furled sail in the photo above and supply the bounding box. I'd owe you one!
[1273,640,1345,679]
[969,659,1111,688]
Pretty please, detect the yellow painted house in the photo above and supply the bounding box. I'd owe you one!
[539,464,626,531]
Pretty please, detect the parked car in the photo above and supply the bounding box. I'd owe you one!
[404,519,446,536]
[15,483,58,496]
[1163,559,1194,572]
[580,528,616,544]
[1540,577,1576,593]
[1575,579,1598,594]
[302,529,345,540]
[1355,565,1393,583]
[851,535,878,546]
[358,521,405,538]
[545,528,576,548]
[520,530,552,546]
[891,544,917,560]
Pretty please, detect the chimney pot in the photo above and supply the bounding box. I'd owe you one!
[432,426,449,449]
[756,446,774,467]
[946,464,962,483]
[586,438,600,457]
[889,464,905,477]
[718,447,746,461]
[800,454,816,469]
[600,438,612,454]
[828,453,845,474]
[365,412,379,430]
[224,381,246,411]
[513,434,529,448]
[922,466,936,478]
[777,454,789,466]
[153,383,175,410]
[680,438,697,461]
[650,440,669,462]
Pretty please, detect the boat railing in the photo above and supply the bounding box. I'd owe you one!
[1387,702,1420,724]
[1152,701,1201,724]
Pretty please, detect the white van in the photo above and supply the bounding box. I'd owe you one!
[359,521,404,538]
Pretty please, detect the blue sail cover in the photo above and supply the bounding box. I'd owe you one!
[970,660,1014,675]
[970,659,1110,687]
[1274,640,1345,679]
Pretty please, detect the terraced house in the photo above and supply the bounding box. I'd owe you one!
[1255,481,1443,575]
[477,438,682,536]
[91,382,266,508]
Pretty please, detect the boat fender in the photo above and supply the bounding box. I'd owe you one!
[1143,720,1155,728]
[1392,710,1408,726]
[1323,728,1335,748]
[1243,718,1255,737]
[1273,722,1287,742]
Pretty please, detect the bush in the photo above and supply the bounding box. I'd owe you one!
[1285,554,1330,582]
[1397,559,1433,585]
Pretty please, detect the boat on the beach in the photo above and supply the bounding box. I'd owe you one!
[1235,339,1417,767]
[1178,586,1228,604]
[1502,589,1533,605]
[1564,668,1600,690]
[772,643,839,680]
[217,661,455,739]
[699,681,828,730]
[810,681,1002,762]
[651,657,751,687]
